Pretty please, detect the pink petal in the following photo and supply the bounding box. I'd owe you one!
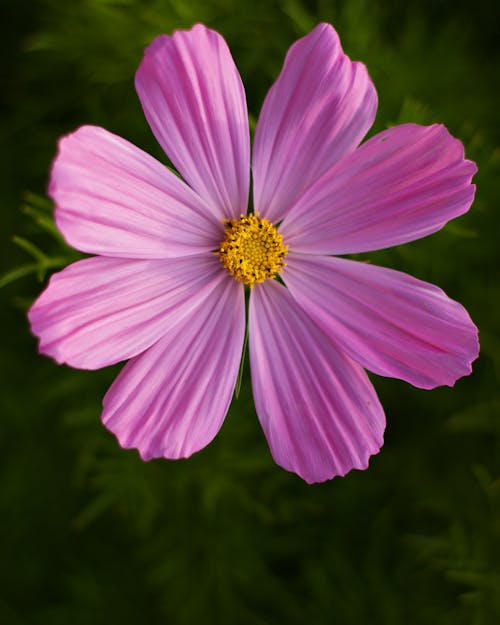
[102,275,245,460]
[135,24,250,220]
[51,126,221,258]
[252,23,377,223]
[281,123,477,254]
[249,280,385,484]
[284,254,479,389]
[28,254,226,370]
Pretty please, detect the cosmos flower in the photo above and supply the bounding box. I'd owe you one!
[29,23,478,483]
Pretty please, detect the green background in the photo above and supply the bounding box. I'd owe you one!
[1,1,499,623]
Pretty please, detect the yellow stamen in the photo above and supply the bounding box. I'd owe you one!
[216,213,288,288]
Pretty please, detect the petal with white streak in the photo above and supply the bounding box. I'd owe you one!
[51,126,221,258]
[249,280,385,483]
[281,124,477,254]
[284,254,479,389]
[135,24,250,220]
[253,22,377,223]
[102,275,245,460]
[29,255,225,370]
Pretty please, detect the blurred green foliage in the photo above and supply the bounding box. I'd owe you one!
[1,0,499,623]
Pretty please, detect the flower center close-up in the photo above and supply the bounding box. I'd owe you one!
[216,213,289,288]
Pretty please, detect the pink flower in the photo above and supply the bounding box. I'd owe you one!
[29,23,479,483]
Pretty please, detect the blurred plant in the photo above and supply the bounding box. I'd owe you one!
[0,192,79,289]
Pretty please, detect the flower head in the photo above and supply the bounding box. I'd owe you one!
[29,23,478,483]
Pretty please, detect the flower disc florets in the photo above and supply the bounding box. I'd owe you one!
[217,213,288,288]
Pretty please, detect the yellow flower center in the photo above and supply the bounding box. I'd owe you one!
[216,213,288,288]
